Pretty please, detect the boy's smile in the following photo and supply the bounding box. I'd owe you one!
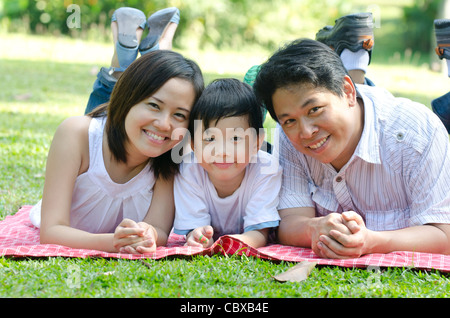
[213,162,234,169]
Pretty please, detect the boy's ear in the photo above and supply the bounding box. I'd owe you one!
[255,130,266,152]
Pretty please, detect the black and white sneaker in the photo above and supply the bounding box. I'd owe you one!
[316,12,374,63]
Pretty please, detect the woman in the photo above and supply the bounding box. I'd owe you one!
[30,50,204,254]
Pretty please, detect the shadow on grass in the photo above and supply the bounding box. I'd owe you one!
[0,58,95,106]
[0,58,243,107]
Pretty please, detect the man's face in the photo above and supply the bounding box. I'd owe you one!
[272,76,364,171]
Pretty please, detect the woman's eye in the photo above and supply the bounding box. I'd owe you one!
[148,102,159,109]
[174,113,187,120]
[203,136,215,142]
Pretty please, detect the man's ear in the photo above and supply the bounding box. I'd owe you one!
[343,75,357,107]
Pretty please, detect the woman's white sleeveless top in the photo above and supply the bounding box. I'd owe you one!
[29,117,155,233]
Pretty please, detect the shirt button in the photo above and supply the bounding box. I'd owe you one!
[336,176,343,182]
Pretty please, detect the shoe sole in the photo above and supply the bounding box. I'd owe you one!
[113,7,146,49]
[434,19,450,59]
[316,12,374,56]
[139,7,180,52]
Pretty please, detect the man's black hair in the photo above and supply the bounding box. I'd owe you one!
[253,38,349,122]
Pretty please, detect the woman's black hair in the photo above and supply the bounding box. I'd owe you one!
[188,78,263,137]
[89,50,204,180]
[253,38,349,122]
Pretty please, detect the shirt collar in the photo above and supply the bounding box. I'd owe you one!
[353,85,381,165]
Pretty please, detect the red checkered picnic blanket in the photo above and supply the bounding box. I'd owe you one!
[1,205,450,272]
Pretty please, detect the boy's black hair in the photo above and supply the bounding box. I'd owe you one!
[253,38,349,122]
[188,78,264,136]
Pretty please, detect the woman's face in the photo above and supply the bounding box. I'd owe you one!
[124,77,197,163]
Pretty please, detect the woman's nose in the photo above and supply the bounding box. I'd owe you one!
[154,113,171,131]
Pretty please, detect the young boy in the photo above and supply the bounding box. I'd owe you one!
[173,78,282,248]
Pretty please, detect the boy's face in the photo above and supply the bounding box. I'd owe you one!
[272,76,364,171]
[192,115,262,189]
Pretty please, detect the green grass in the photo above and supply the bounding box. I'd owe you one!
[1,256,449,298]
[1,2,450,299]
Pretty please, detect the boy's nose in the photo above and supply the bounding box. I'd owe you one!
[213,141,233,161]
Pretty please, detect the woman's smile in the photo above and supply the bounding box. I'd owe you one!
[143,129,169,144]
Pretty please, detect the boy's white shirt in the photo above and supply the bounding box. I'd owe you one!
[173,150,282,240]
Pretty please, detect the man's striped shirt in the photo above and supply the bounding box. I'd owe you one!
[274,85,450,231]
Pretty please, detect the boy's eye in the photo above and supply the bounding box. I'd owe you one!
[203,136,215,142]
[232,136,242,142]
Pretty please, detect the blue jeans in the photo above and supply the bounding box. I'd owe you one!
[364,77,375,86]
[84,67,117,114]
[432,91,450,134]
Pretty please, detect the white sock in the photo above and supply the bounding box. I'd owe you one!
[340,48,370,73]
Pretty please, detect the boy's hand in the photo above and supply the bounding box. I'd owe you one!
[186,225,214,248]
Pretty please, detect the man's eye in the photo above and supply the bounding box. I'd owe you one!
[282,119,295,126]
[309,106,321,115]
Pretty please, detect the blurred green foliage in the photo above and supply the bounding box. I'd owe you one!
[0,0,442,54]
[0,0,345,51]
[402,0,444,53]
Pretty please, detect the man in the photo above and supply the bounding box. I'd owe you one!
[253,39,450,259]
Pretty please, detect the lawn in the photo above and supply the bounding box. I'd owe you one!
[1,9,450,301]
